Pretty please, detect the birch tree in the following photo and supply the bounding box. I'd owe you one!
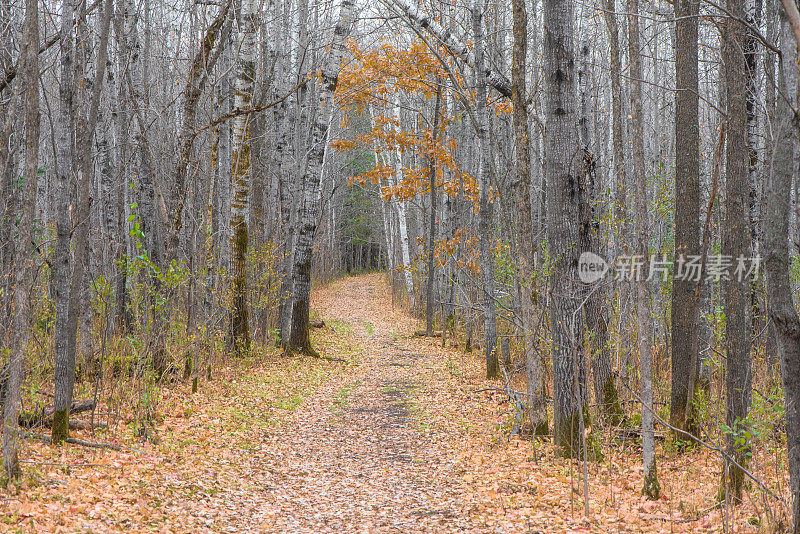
[286,0,357,354]
[229,0,257,354]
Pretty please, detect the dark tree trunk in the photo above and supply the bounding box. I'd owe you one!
[670,0,701,436]
[722,0,753,502]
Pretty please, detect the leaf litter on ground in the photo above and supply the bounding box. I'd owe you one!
[1,273,788,533]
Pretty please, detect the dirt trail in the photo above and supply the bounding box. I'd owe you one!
[256,273,476,533]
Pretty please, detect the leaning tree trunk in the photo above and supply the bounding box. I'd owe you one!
[722,0,753,503]
[670,0,701,436]
[166,0,231,264]
[2,0,38,480]
[472,1,498,380]
[286,0,357,354]
[229,0,256,355]
[543,0,586,456]
[511,0,548,435]
[628,0,659,499]
[766,9,800,529]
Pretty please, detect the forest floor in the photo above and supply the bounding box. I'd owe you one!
[1,273,789,533]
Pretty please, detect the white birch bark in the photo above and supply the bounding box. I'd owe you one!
[287,0,357,352]
[228,0,257,353]
[391,98,415,304]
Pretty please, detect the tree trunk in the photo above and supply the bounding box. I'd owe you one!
[721,0,754,503]
[602,0,626,254]
[391,98,415,305]
[766,10,800,529]
[229,0,256,355]
[670,0,701,436]
[472,1,498,380]
[425,85,441,335]
[51,0,79,445]
[512,0,547,435]
[629,0,659,499]
[286,0,357,354]
[2,0,38,480]
[544,0,586,456]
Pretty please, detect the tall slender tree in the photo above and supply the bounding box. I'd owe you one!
[287,0,357,354]
[472,0,498,379]
[511,0,547,435]
[2,0,38,480]
[229,0,257,355]
[51,0,79,444]
[543,0,586,456]
[670,0,701,436]
[768,3,800,530]
[629,0,659,499]
[722,0,753,502]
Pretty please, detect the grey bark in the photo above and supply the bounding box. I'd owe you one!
[629,0,659,499]
[472,0,498,380]
[51,0,79,444]
[766,9,800,529]
[512,0,547,435]
[544,0,587,456]
[2,0,38,480]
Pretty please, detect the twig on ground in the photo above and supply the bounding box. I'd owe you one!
[24,432,123,451]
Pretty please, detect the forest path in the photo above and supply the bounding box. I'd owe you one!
[7,273,743,533]
[256,273,476,532]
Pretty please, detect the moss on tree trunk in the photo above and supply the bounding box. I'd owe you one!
[600,375,625,426]
[230,222,250,355]
[51,409,69,444]
[643,460,661,500]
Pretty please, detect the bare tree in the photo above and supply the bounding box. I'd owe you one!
[670,0,702,436]
[2,0,38,480]
[544,0,586,456]
[287,0,357,354]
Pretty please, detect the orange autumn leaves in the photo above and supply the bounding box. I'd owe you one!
[333,38,507,276]
[334,38,479,204]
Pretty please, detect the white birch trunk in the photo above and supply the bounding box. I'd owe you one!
[287,0,357,352]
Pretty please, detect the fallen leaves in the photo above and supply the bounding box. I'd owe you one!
[1,274,789,532]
